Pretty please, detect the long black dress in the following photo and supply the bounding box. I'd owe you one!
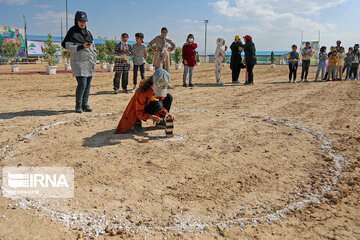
[230,42,242,82]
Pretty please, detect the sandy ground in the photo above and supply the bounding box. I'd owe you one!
[0,63,359,240]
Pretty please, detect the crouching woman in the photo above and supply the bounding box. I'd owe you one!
[116,69,174,133]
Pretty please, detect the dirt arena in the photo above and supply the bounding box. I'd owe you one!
[0,63,359,240]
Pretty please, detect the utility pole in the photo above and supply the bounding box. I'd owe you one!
[65,0,68,31]
[204,20,209,62]
[61,18,63,42]
[23,15,27,59]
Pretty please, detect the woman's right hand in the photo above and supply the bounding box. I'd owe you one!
[150,115,161,124]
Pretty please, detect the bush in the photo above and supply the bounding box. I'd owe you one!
[104,39,117,64]
[173,47,182,64]
[43,34,60,66]
[62,49,70,63]
[0,40,19,64]
[96,45,106,63]
[270,51,275,64]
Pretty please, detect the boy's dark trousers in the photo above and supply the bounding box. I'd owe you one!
[342,64,351,79]
[113,72,129,91]
[349,64,359,79]
[133,64,145,86]
[301,60,310,80]
[289,64,298,81]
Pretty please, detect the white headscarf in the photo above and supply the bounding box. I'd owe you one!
[216,38,225,46]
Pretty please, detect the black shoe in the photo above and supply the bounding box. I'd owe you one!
[189,83,194,87]
[75,105,83,113]
[82,105,92,112]
[123,89,128,94]
[133,123,144,133]
[183,83,188,87]
[232,81,240,84]
[244,81,250,85]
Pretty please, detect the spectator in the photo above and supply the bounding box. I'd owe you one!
[182,34,198,87]
[239,35,257,85]
[230,35,243,84]
[288,45,300,83]
[132,32,148,92]
[343,47,354,80]
[315,46,327,81]
[113,33,132,94]
[62,11,96,113]
[300,42,312,82]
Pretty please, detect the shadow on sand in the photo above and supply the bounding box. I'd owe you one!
[58,90,115,98]
[0,109,74,120]
[82,126,165,148]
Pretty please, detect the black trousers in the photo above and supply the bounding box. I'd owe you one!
[301,60,310,80]
[343,64,351,79]
[246,64,255,83]
[133,64,145,85]
[289,64,298,81]
[349,64,359,79]
[231,64,241,82]
[113,72,129,91]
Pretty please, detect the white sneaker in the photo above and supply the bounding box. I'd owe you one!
[216,80,224,85]
[129,86,137,93]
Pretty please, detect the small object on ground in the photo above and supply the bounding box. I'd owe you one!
[139,137,149,143]
[165,118,174,138]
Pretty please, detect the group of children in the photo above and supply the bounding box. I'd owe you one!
[113,32,147,94]
[288,41,360,83]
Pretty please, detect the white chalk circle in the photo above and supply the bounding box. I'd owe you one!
[0,109,347,238]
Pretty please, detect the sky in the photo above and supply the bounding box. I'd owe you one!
[0,0,359,54]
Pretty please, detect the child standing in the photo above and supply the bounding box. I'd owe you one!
[327,50,339,81]
[337,47,345,80]
[350,44,360,80]
[343,47,354,80]
[300,42,313,82]
[182,34,198,87]
[214,38,227,85]
[324,46,335,80]
[315,46,327,81]
[132,33,148,92]
[113,33,132,94]
[288,45,300,83]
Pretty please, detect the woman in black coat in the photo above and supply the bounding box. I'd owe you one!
[230,35,242,83]
[239,35,257,85]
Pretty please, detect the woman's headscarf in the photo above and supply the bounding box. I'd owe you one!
[61,11,93,48]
